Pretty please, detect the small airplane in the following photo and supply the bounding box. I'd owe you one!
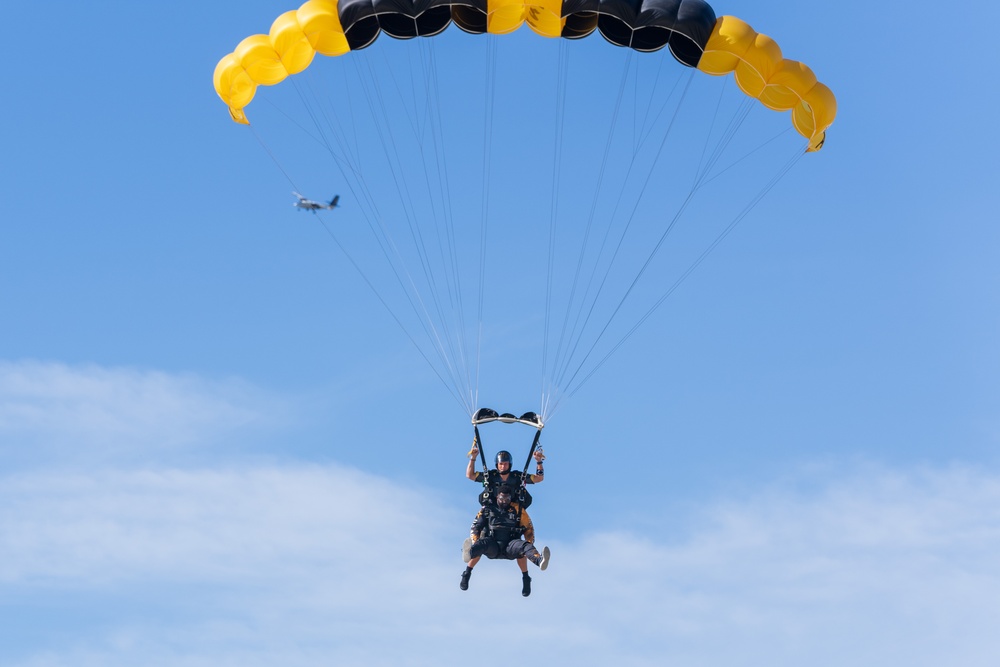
[293,192,340,212]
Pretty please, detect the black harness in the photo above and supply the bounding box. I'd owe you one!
[481,503,525,544]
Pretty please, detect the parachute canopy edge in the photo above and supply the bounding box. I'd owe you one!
[214,0,351,125]
[213,2,836,148]
[698,14,836,150]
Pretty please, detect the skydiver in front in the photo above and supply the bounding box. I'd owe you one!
[466,444,545,505]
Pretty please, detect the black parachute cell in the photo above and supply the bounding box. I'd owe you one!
[451,0,489,34]
[338,0,382,50]
[372,0,454,38]
[560,0,600,39]
[595,0,716,62]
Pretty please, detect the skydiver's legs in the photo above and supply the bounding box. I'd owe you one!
[461,539,497,591]
[506,540,550,570]
[469,538,499,562]
[516,556,528,573]
[460,540,482,591]
[505,539,537,561]
[462,537,474,564]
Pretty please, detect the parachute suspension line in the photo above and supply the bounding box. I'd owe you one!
[312,213,470,411]
[551,70,698,393]
[549,54,670,394]
[248,123,301,192]
[556,77,757,395]
[550,55,647,395]
[290,74,385,227]
[359,55,453,337]
[635,63,688,151]
[630,49,643,155]
[295,59,475,414]
[701,125,793,189]
[542,49,636,419]
[636,48,670,149]
[691,76,733,190]
[350,53,478,410]
[380,41,474,408]
[286,76,366,187]
[380,42,459,326]
[693,86,755,189]
[555,145,806,407]
[289,72,470,412]
[421,39,477,412]
[374,43,424,140]
[541,40,570,417]
[547,56,658,416]
[289,74,474,412]
[285,76,383,228]
[554,69,766,402]
[281,73,394,226]
[475,35,500,412]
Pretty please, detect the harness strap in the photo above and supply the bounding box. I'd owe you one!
[513,430,540,524]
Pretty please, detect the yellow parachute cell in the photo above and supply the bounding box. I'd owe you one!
[698,15,836,151]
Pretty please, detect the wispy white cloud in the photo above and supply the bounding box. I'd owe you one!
[542,466,1000,666]
[2,463,1000,666]
[0,361,286,464]
[2,361,998,666]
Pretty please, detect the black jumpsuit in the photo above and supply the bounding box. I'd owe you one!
[468,501,540,561]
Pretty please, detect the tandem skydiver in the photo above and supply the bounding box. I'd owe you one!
[460,485,551,597]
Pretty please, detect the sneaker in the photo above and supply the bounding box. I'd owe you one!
[462,537,473,564]
[460,567,472,591]
[521,572,531,597]
[539,546,550,571]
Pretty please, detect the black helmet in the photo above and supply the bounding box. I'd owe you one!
[495,450,512,466]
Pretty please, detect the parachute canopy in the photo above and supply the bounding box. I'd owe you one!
[214,0,835,150]
[212,1,837,421]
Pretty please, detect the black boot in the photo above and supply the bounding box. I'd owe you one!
[521,571,531,597]
[460,567,472,591]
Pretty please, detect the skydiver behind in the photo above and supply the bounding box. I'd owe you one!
[460,485,550,596]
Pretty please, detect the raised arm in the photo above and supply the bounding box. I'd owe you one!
[528,447,545,483]
[466,439,479,481]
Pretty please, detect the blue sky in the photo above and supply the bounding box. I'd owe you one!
[2,1,999,664]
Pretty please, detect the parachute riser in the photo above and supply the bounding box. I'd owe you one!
[520,430,541,493]
[474,425,489,494]
[515,430,542,526]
